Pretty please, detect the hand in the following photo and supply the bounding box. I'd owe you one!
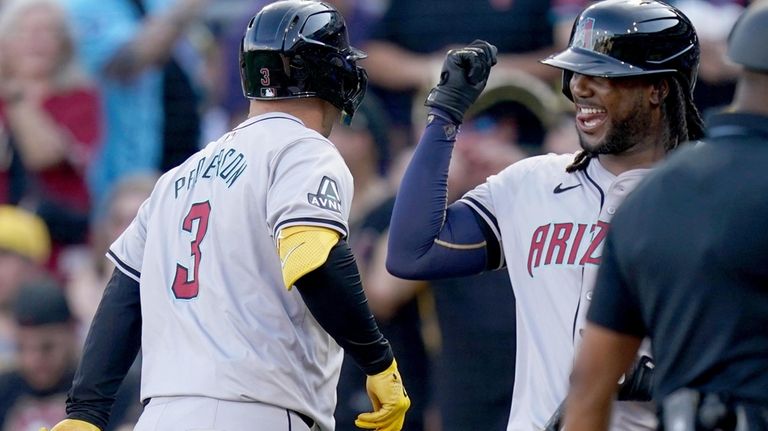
[103,44,143,82]
[424,39,498,123]
[355,359,411,431]
[40,419,101,431]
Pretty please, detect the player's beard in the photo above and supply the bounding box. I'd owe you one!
[578,98,652,155]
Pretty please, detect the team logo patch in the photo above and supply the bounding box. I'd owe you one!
[573,17,595,50]
[444,124,457,139]
[308,176,343,213]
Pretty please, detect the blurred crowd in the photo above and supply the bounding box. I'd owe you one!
[0,0,750,430]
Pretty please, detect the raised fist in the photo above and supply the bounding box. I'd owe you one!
[425,40,498,123]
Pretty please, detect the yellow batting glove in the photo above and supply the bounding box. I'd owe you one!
[41,419,101,431]
[355,359,411,431]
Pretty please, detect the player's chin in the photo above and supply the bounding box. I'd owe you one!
[577,130,607,153]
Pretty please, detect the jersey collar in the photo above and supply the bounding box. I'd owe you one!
[235,112,306,130]
[585,157,616,191]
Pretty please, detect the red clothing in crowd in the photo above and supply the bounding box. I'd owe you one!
[0,87,101,213]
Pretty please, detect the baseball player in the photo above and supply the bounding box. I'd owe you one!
[43,2,409,431]
[565,2,768,429]
[386,1,703,430]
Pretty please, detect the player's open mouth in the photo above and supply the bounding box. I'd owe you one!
[575,105,607,133]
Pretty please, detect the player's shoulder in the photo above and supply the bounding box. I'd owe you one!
[492,152,575,182]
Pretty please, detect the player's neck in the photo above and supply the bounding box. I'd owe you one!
[248,99,335,137]
[730,71,768,116]
[597,136,668,175]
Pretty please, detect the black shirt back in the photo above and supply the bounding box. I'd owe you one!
[589,113,768,404]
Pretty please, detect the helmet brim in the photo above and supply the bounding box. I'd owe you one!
[541,47,675,78]
[347,46,367,61]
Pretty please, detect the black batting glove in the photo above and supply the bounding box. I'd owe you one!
[424,40,498,124]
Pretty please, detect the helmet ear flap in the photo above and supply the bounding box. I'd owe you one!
[290,55,308,82]
[561,70,574,101]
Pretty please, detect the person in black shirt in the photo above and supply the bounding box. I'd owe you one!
[564,3,768,430]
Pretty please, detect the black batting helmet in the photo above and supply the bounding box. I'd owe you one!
[541,0,700,101]
[240,0,367,124]
[727,1,768,72]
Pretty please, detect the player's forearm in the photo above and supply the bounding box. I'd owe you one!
[66,268,143,430]
[565,364,615,431]
[295,240,394,375]
[565,324,643,431]
[563,392,613,431]
[564,363,617,431]
[387,108,487,279]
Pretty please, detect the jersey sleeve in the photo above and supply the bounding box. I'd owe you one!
[267,138,353,240]
[107,197,151,282]
[459,181,504,269]
[587,231,646,338]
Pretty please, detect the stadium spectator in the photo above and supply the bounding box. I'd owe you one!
[0,280,141,431]
[0,0,102,267]
[362,0,558,153]
[0,205,51,370]
[62,0,207,209]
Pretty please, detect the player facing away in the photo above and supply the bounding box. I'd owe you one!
[43,2,410,431]
[386,1,703,430]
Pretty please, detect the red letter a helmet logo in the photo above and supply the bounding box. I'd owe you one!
[573,17,595,50]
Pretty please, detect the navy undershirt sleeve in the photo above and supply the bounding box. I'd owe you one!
[387,108,495,280]
[66,268,142,430]
[588,232,647,338]
[295,240,394,375]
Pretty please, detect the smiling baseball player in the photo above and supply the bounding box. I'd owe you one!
[386,1,704,430]
[42,2,409,431]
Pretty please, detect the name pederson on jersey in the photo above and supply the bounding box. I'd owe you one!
[107,113,352,431]
[460,153,655,431]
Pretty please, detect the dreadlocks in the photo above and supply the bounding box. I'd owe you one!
[664,77,707,148]
[565,76,706,173]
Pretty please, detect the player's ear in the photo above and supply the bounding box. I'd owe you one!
[648,78,670,106]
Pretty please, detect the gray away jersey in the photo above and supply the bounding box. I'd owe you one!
[461,154,655,431]
[107,113,353,431]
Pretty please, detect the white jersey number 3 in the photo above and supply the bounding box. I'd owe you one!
[172,201,211,299]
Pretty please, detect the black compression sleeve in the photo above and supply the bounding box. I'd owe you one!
[294,240,394,375]
[386,108,491,279]
[66,268,142,430]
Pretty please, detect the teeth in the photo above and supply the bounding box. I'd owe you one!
[584,118,601,127]
[580,107,606,114]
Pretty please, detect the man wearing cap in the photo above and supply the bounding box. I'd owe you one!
[0,281,140,430]
[0,281,78,430]
[0,205,51,369]
[564,2,768,430]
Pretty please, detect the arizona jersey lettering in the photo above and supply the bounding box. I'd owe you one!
[461,153,654,430]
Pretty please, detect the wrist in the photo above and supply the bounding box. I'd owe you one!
[428,107,459,125]
[364,347,395,376]
[369,356,397,377]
